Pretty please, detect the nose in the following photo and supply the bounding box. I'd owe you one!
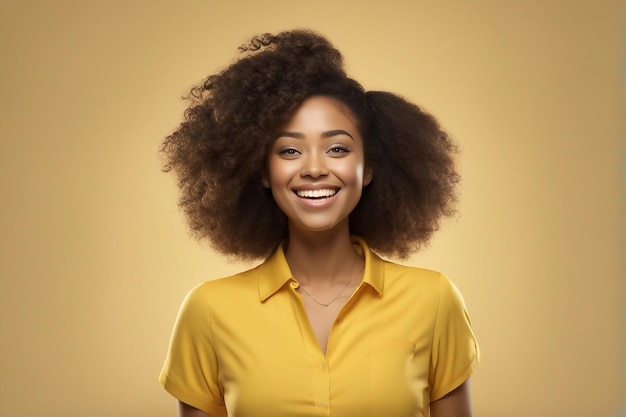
[300,152,328,178]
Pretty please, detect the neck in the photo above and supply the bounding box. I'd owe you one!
[284,227,362,286]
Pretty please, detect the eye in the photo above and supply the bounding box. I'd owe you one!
[278,148,301,158]
[328,146,349,155]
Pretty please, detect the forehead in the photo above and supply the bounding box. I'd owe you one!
[281,96,359,131]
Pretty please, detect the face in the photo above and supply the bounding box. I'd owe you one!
[263,96,372,234]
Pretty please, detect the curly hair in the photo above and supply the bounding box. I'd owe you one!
[161,29,459,260]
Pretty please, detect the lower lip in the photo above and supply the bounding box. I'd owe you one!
[295,192,339,208]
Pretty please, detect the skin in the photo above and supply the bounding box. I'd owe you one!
[263,95,371,236]
[430,380,474,417]
[179,383,473,417]
[264,96,370,355]
[178,96,474,417]
[178,402,210,417]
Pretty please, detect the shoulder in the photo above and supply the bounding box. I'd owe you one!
[378,258,466,310]
[359,236,443,295]
[181,264,262,309]
[381,258,444,291]
[383,259,441,280]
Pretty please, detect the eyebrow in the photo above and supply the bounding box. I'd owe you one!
[276,129,354,140]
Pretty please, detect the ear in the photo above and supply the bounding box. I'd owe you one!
[261,170,271,188]
[363,165,373,187]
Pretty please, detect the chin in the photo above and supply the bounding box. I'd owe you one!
[288,218,349,235]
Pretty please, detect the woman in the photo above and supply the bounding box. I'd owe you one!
[160,29,479,417]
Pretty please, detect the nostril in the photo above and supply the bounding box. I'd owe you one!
[300,161,328,178]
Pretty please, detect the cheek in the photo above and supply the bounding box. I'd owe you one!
[266,158,283,182]
[267,159,296,188]
[336,159,365,185]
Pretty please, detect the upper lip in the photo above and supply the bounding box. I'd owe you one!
[292,184,340,192]
[292,184,340,198]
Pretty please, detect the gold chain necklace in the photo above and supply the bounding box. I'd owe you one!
[297,258,364,307]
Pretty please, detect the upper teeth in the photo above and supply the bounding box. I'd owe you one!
[296,189,337,198]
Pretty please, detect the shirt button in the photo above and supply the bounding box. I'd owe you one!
[290,281,299,289]
[317,400,325,407]
[320,364,327,370]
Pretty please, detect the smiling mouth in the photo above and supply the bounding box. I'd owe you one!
[295,189,338,199]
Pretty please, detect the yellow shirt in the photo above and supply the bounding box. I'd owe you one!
[160,236,479,417]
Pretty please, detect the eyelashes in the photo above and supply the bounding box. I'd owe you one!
[328,146,349,154]
[278,148,300,156]
[277,146,351,158]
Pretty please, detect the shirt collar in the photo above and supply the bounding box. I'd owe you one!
[257,235,384,302]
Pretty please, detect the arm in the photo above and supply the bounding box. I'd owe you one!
[429,379,474,417]
[178,401,212,417]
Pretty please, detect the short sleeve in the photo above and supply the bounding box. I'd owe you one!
[159,283,227,417]
[429,273,480,401]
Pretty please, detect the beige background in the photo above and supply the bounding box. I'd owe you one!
[0,1,623,416]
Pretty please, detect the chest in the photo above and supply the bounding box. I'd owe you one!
[299,291,349,355]
[210,288,436,417]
